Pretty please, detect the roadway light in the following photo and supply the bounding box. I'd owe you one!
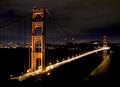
[19,76,21,79]
[57,60,59,63]
[47,72,51,76]
[49,62,52,65]
[46,66,54,71]
[10,75,13,78]
[27,69,29,73]
[38,66,41,69]
[36,71,39,74]
[27,69,32,73]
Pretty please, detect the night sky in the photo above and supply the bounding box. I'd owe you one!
[0,0,120,43]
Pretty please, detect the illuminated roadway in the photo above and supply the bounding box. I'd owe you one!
[10,47,110,81]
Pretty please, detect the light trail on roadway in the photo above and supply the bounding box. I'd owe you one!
[10,47,110,81]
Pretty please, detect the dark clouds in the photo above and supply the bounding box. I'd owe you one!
[0,0,120,42]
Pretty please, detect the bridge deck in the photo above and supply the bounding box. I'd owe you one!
[10,47,110,81]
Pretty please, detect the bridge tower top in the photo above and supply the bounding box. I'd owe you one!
[103,35,108,47]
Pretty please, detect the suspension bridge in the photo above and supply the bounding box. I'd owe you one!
[0,7,110,81]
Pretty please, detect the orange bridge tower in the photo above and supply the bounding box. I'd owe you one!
[31,7,46,71]
[103,35,108,59]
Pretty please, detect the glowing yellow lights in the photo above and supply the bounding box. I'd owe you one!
[36,71,39,74]
[19,76,21,79]
[10,75,13,78]
[47,72,51,76]
[63,58,65,61]
[49,62,52,65]
[103,47,110,50]
[46,65,54,71]
[10,47,110,81]
[38,66,41,69]
[27,69,32,73]
[27,70,29,73]
[57,60,59,63]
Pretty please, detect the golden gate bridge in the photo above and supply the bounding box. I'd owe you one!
[0,7,110,81]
